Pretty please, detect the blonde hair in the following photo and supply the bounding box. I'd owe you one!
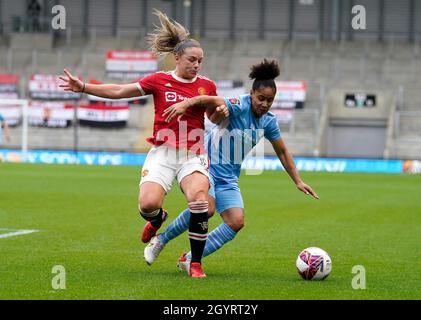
[147,9,200,56]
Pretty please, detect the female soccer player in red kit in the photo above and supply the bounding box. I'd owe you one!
[59,10,228,278]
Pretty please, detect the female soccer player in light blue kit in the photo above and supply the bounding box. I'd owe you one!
[144,59,319,274]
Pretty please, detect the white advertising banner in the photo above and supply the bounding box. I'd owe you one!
[215,80,246,98]
[29,74,81,100]
[29,101,73,128]
[0,103,21,126]
[106,51,158,79]
[273,81,307,109]
[0,74,21,125]
[78,104,129,125]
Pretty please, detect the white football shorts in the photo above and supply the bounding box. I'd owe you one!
[139,145,210,193]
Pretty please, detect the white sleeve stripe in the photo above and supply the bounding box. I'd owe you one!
[135,82,145,96]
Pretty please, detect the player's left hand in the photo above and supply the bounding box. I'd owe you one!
[163,101,189,122]
[296,182,319,199]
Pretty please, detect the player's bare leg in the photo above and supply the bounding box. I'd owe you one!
[139,182,167,243]
[220,208,244,232]
[179,207,242,272]
[144,194,215,266]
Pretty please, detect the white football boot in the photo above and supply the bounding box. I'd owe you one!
[143,235,165,265]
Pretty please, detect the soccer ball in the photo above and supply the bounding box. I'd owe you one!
[296,247,332,280]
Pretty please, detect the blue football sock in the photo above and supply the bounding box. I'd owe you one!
[158,208,190,245]
[186,223,237,260]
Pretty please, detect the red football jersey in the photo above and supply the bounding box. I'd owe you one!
[136,71,217,153]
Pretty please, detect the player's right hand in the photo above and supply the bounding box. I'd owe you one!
[59,69,84,93]
[163,101,189,123]
[296,181,320,200]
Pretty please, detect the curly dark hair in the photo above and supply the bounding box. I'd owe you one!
[249,59,280,91]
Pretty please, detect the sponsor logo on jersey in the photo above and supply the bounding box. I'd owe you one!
[165,91,189,102]
[165,92,177,102]
[164,83,172,87]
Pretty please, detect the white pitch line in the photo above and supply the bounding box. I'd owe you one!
[0,229,39,239]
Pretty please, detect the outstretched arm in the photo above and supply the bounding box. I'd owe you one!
[59,69,141,99]
[163,95,229,123]
[271,138,319,199]
[3,120,10,142]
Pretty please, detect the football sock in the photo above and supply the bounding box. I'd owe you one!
[186,223,237,260]
[139,208,164,228]
[158,208,190,245]
[188,201,209,263]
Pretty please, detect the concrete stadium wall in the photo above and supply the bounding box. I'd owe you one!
[322,88,394,158]
[1,0,420,41]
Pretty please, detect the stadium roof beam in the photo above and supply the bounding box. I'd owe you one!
[112,0,118,37]
[184,0,193,35]
[329,0,340,42]
[199,0,206,38]
[319,0,325,41]
[142,0,147,34]
[347,0,354,42]
[83,0,89,38]
[288,0,294,41]
[409,0,415,43]
[258,0,265,40]
[378,0,384,43]
[336,0,343,42]
[171,0,177,21]
[230,0,235,40]
[0,0,2,35]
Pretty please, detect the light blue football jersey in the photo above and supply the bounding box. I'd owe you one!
[205,94,281,186]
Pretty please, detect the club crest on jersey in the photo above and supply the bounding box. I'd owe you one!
[229,98,240,105]
[198,87,207,95]
[142,169,149,177]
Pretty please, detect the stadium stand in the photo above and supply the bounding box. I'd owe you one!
[0,0,420,160]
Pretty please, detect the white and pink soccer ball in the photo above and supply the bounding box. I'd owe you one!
[296,247,332,280]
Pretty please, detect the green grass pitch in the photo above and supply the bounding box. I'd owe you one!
[1,162,420,299]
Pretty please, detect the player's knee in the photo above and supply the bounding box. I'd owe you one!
[138,199,160,216]
[228,216,244,232]
[191,189,208,202]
